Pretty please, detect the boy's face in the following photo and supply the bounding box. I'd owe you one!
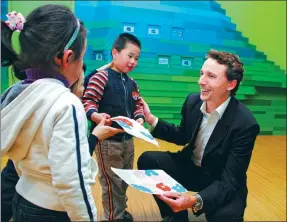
[112,42,140,73]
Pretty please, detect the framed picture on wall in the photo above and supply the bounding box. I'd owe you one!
[122,22,136,34]
[148,25,160,38]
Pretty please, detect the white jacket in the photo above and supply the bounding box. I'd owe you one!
[1,79,98,221]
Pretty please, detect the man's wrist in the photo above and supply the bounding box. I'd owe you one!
[192,194,203,213]
[145,113,157,125]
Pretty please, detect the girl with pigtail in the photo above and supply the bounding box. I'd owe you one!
[1,5,122,222]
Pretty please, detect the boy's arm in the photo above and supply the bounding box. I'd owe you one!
[131,79,145,121]
[83,69,97,89]
[82,70,108,122]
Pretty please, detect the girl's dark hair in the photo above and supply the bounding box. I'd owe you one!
[1,21,26,80]
[1,4,87,76]
[112,32,141,53]
[1,21,17,67]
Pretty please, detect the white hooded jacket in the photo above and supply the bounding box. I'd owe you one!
[1,78,98,221]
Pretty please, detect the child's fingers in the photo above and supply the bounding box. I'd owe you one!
[105,118,112,126]
[98,118,105,125]
[105,114,111,118]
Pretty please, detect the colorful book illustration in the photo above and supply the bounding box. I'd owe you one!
[111,167,187,195]
[111,116,159,147]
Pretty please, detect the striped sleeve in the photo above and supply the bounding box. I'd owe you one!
[131,78,145,121]
[82,70,108,120]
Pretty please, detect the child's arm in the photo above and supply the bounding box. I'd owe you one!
[49,99,97,221]
[82,70,111,125]
[131,79,145,125]
[88,118,124,154]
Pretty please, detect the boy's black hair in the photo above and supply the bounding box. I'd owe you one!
[1,4,87,76]
[85,33,141,88]
[112,32,141,53]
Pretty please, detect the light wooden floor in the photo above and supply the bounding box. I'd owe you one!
[1,136,286,221]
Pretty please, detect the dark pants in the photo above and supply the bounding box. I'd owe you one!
[137,151,245,222]
[1,159,19,222]
[12,192,70,222]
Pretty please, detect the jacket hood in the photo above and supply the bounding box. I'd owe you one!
[1,79,69,160]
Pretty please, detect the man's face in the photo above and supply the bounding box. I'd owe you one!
[198,58,234,110]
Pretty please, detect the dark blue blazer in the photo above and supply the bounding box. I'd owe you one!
[152,93,260,216]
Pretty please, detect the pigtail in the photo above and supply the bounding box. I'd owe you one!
[1,21,27,80]
[1,20,18,67]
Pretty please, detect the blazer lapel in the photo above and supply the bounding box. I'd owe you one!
[189,112,203,148]
[202,119,228,158]
[183,102,203,153]
[203,97,235,158]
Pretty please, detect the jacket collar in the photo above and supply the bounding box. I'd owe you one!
[106,68,128,80]
[25,68,69,88]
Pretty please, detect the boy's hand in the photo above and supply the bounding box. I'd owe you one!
[92,118,124,141]
[92,112,112,126]
[136,118,144,125]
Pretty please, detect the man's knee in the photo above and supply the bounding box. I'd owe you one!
[137,151,157,170]
[206,202,245,222]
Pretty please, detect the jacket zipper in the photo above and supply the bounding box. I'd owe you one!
[121,73,131,118]
[121,73,131,141]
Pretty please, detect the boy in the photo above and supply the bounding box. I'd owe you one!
[82,33,144,221]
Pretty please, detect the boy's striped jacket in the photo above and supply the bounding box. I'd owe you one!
[82,68,145,141]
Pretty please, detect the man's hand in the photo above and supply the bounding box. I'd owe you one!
[92,118,124,141]
[156,192,196,213]
[91,112,112,125]
[136,118,144,125]
[140,98,157,125]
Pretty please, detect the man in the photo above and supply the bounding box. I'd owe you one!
[138,50,260,222]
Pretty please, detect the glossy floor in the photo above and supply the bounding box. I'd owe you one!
[1,136,286,221]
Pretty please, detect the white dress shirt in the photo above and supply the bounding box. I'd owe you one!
[191,97,231,166]
[149,97,231,209]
